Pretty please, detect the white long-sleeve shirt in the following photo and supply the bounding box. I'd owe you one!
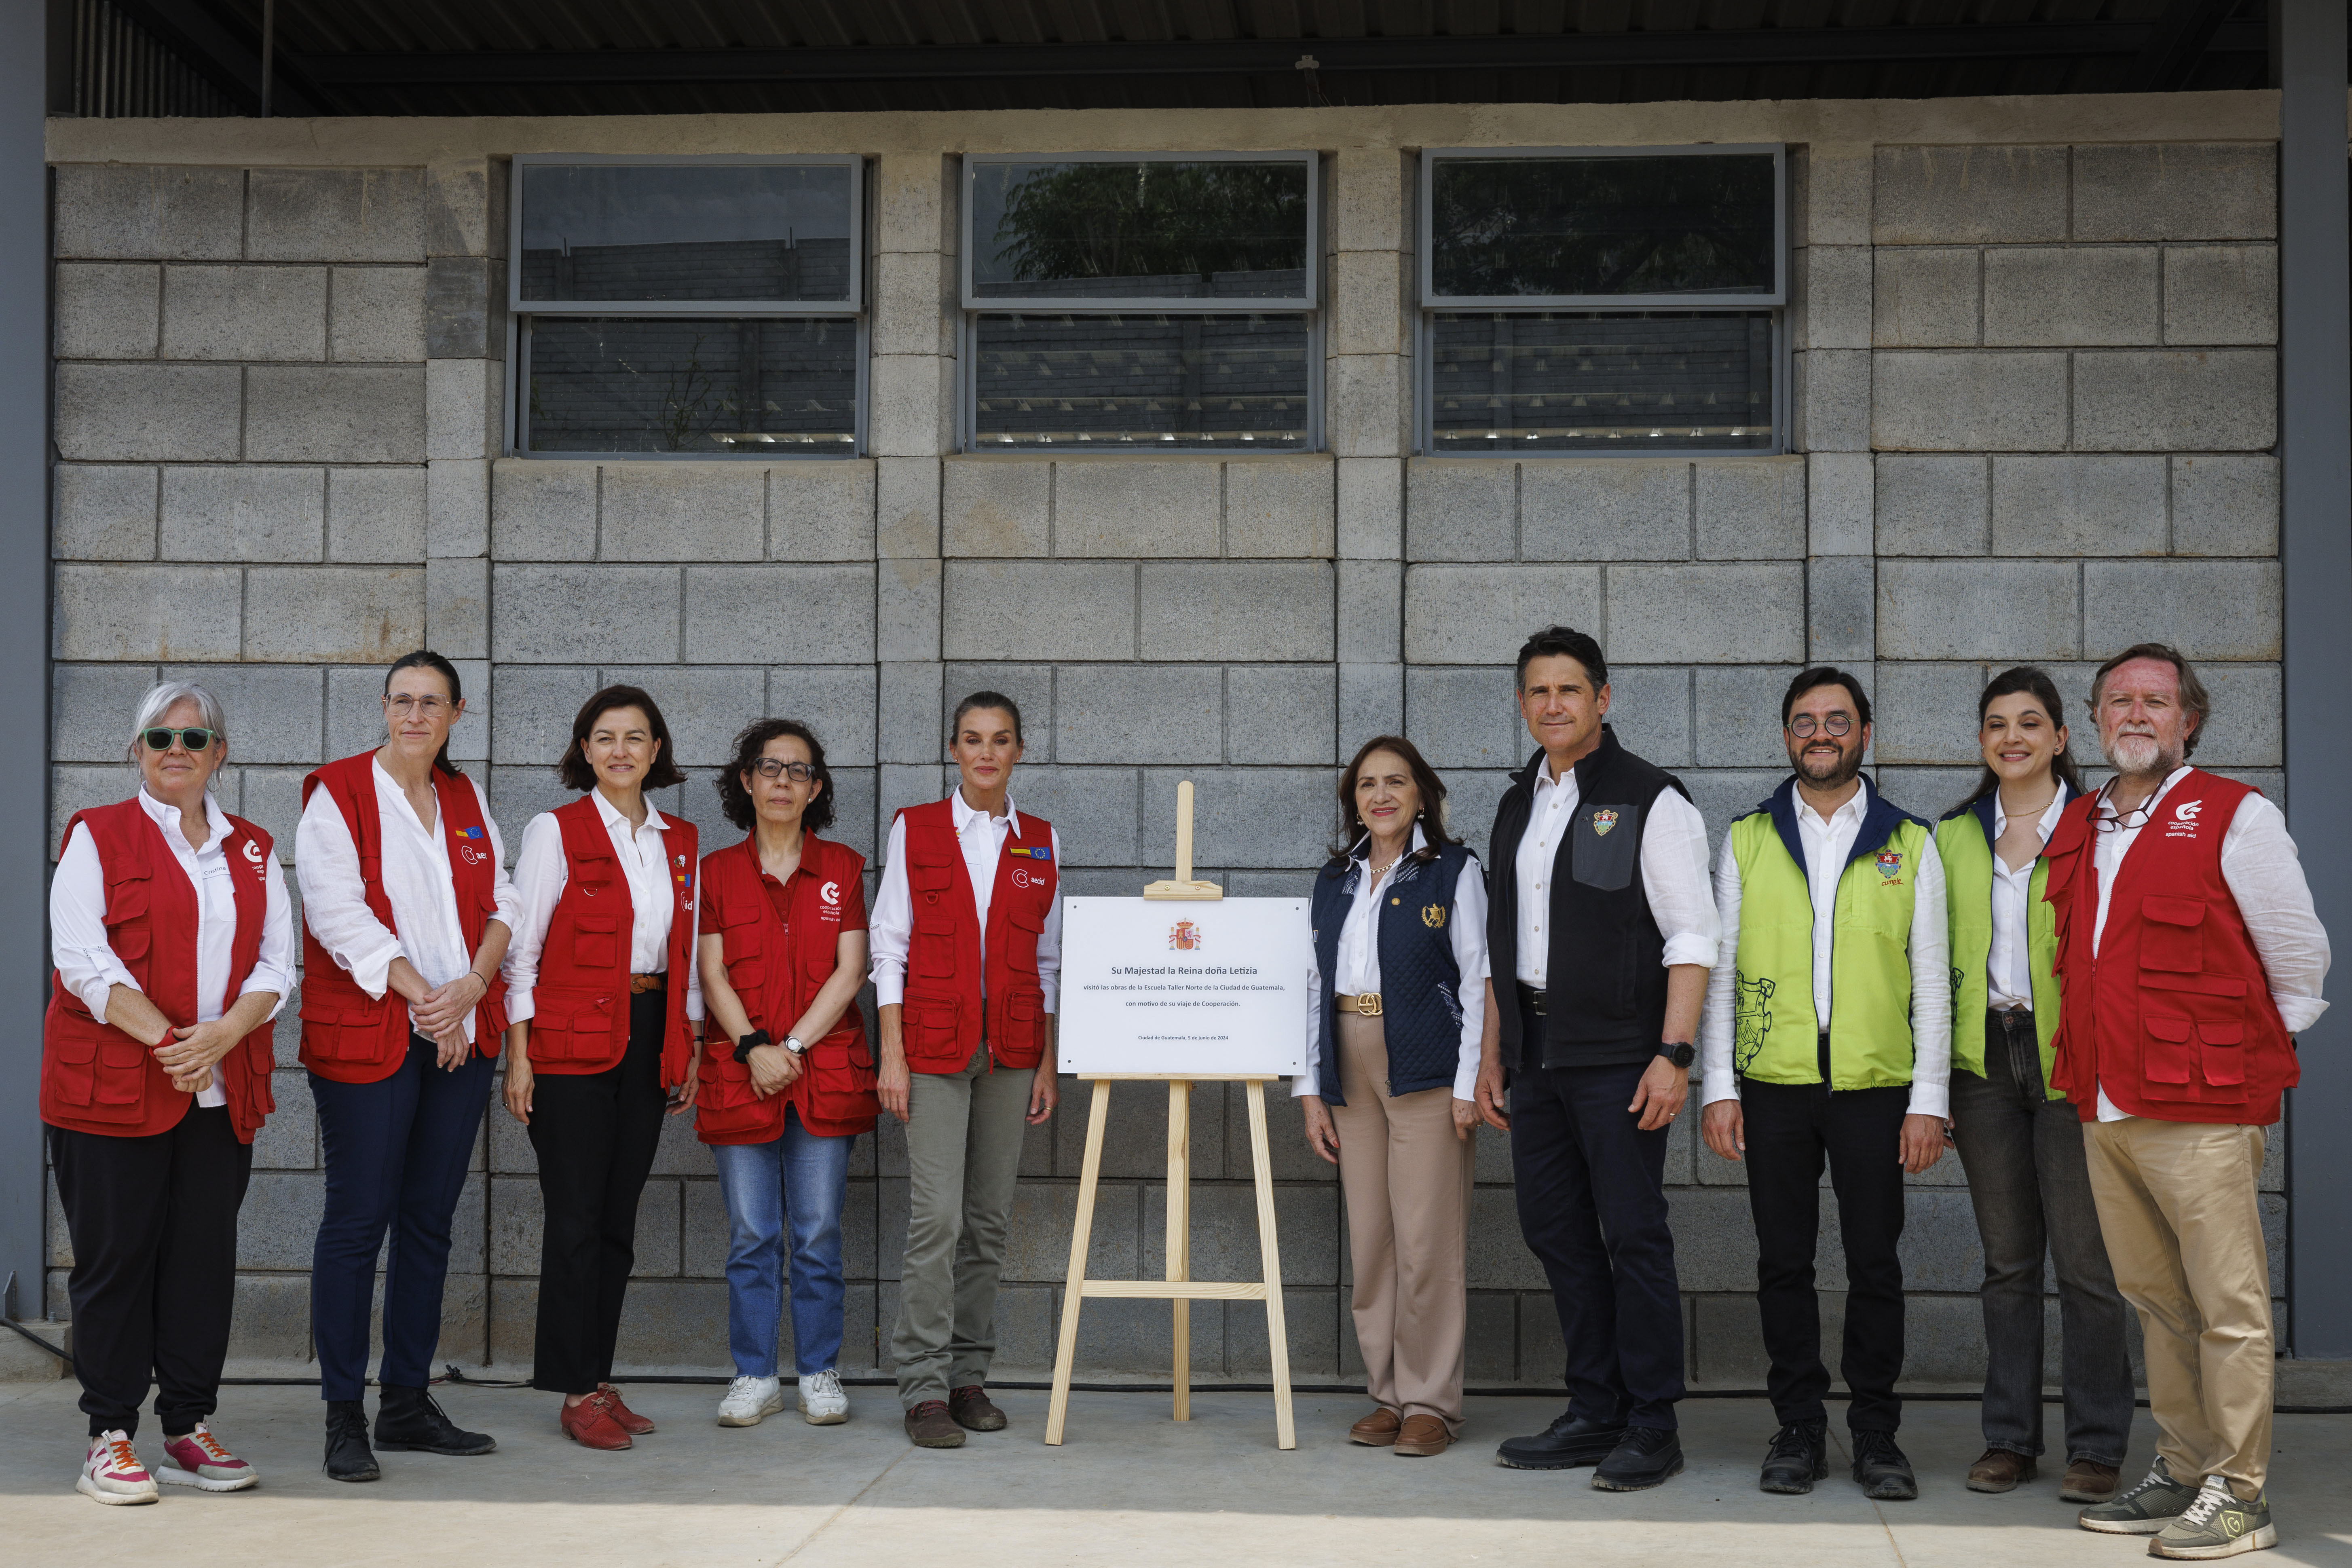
[2088,766,2331,1121]
[1701,778,1953,1118]
[502,791,704,1025]
[869,788,1063,1013]
[1986,785,2071,1012]
[51,788,296,1109]
[1295,825,1491,1101]
[1513,761,1720,981]
[294,758,519,1046]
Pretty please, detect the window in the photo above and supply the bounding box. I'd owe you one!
[509,155,865,457]
[961,153,1320,451]
[1418,146,1786,455]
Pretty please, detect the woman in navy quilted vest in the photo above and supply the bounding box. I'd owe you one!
[1298,735,1490,1459]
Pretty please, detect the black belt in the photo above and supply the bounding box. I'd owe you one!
[1516,982,1548,1017]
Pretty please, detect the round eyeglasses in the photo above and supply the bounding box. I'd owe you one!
[1786,712,1854,739]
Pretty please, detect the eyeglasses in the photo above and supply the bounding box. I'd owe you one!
[385,694,453,717]
[1786,713,1854,738]
[140,727,216,752]
[749,759,816,783]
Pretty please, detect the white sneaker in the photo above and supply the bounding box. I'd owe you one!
[77,1430,160,1505]
[716,1375,784,1427]
[799,1369,849,1425]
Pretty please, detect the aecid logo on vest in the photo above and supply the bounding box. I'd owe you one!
[2166,799,2204,840]
[818,879,842,921]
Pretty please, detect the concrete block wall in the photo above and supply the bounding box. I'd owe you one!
[46,130,2288,1389]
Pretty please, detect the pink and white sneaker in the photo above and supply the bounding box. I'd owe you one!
[157,1424,259,1492]
[78,1429,160,1505]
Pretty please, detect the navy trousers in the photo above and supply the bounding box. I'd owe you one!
[1508,1038,1685,1431]
[309,1033,494,1403]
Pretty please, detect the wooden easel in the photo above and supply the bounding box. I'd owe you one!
[1043,781,1296,1450]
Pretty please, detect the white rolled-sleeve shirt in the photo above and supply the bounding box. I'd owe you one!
[869,789,1063,1014]
[1986,786,2071,1012]
[51,788,297,1108]
[1513,759,1720,983]
[502,792,704,1026]
[294,758,519,1046]
[1702,780,1953,1118]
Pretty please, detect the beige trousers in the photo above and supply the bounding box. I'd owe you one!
[2083,1116,2273,1496]
[1328,1011,1475,1431]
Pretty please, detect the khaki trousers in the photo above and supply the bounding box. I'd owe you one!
[2083,1116,2273,1496]
[1328,1012,1475,1431]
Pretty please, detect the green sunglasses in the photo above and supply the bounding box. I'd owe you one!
[141,727,217,753]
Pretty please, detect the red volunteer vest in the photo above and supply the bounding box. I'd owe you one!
[695,833,878,1144]
[42,797,278,1143]
[298,752,509,1084]
[2044,770,2297,1125]
[523,794,697,1085]
[896,799,1057,1074]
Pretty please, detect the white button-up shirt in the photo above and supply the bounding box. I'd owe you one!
[51,788,297,1109]
[1513,756,1720,985]
[2088,766,2331,1121]
[502,791,704,1025]
[294,758,520,1046]
[1295,825,1492,1101]
[1986,786,2070,1012]
[869,788,1064,1012]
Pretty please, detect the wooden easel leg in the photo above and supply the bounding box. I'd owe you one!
[1245,1080,1296,1450]
[1046,1079,1112,1446]
[1168,1080,1191,1422]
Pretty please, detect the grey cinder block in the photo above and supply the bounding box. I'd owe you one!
[1140,562,1333,661]
[425,358,501,461]
[328,465,429,564]
[877,661,944,766]
[1404,565,1600,665]
[683,565,876,664]
[1329,247,1409,358]
[491,565,681,663]
[942,458,1050,558]
[1404,665,1520,771]
[761,664,879,767]
[424,256,505,360]
[489,459,594,561]
[1522,459,1691,561]
[52,663,166,763]
[1696,458,1807,561]
[943,663,1050,760]
[770,461,877,564]
[1338,662,1404,748]
[875,456,940,562]
[1227,666,1336,765]
[598,463,764,562]
[247,365,428,464]
[1876,560,2079,661]
[1694,664,1808,768]
[425,158,507,260]
[425,458,490,559]
[2071,144,2278,243]
[54,564,242,661]
[55,363,241,462]
[156,663,324,765]
[242,567,426,663]
[1056,665,1221,765]
[333,265,431,362]
[486,665,600,765]
[942,561,1133,661]
[1871,352,2067,452]
[1336,557,1401,665]
[1142,767,1329,869]
[1990,455,2167,557]
[1872,146,2068,245]
[1054,459,1222,558]
[1796,245,1872,351]
[870,250,954,359]
[1327,353,1409,459]
[1336,456,1403,562]
[247,168,427,263]
[866,352,954,459]
[1608,562,1807,664]
[1875,454,1989,556]
[54,465,159,561]
[1605,663,1694,769]
[2072,350,2276,453]
[1982,247,2161,348]
[1226,456,1336,559]
[426,556,490,658]
[1792,349,1872,452]
[877,554,942,663]
[1870,663,1992,767]
[997,766,1138,866]
[2162,246,2279,347]
[1871,247,1980,349]
[1405,459,1515,563]
[2170,455,2278,558]
[1806,452,1874,556]
[163,263,329,362]
[1807,557,1875,663]
[2083,560,2280,662]
[53,165,242,260]
[55,263,160,360]
[160,465,326,562]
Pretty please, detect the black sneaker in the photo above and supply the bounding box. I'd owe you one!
[1760,1419,1829,1494]
[1851,1429,1919,1501]
[1496,1410,1627,1471]
[1593,1426,1685,1492]
[373,1384,498,1456]
[323,1401,380,1483]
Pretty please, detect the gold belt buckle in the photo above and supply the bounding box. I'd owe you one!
[1358,992,1382,1016]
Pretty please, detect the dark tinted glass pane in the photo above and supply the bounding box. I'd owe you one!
[973,313,1310,449]
[519,163,853,302]
[1429,312,1774,452]
[970,161,1310,300]
[524,317,857,454]
[1430,155,1775,298]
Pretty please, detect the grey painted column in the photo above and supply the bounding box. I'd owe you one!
[2,0,53,1317]
[2279,0,2352,1358]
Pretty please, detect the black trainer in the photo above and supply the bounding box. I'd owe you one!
[323,1400,380,1483]
[373,1384,498,1456]
[1496,1410,1627,1471]
[1593,1426,1685,1492]
[1850,1430,1919,1501]
[1760,1419,1829,1494]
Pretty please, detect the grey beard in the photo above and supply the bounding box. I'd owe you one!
[2104,732,2181,779]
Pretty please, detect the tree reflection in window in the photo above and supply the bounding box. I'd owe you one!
[973,160,1310,300]
[1431,155,1776,300]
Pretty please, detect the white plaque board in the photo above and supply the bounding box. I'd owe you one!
[1057,896,1311,1077]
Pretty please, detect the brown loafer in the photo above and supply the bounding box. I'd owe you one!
[2060,1457,2121,1503]
[948,1384,1007,1433]
[1965,1447,2036,1492]
[1393,1414,1452,1457]
[596,1384,655,1435]
[904,1400,965,1448]
[1349,1408,1402,1446]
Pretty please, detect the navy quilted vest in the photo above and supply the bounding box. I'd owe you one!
[1310,841,1474,1105]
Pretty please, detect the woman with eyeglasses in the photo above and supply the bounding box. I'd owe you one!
[45,682,293,1505]
[695,719,877,1431]
[499,686,702,1451]
[1935,666,2133,1505]
[295,650,518,1483]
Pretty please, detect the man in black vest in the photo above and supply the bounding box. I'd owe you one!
[1477,626,1720,1490]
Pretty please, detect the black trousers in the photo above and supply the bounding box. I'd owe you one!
[49,1106,253,1438]
[527,989,668,1395]
[1742,1074,1911,1434]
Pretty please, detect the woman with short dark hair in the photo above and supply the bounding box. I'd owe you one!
[501,685,702,1451]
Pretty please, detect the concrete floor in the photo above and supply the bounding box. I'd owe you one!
[2,1379,2348,1567]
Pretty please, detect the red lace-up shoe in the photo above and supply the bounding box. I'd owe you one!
[560,1393,633,1451]
[596,1384,655,1435]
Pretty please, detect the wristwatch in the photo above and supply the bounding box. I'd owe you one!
[733,1029,773,1065]
[782,1035,809,1057]
[1657,1040,1697,1069]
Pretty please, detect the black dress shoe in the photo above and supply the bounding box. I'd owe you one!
[1593,1426,1686,1492]
[1760,1418,1829,1494]
[1850,1430,1919,1500]
[1496,1410,1627,1471]
[323,1400,380,1483]
[373,1384,498,1456]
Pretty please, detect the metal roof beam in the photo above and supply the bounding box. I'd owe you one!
[2122,0,2244,92]
[105,0,329,114]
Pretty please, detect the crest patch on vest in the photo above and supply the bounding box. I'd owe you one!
[1733,972,1776,1076]
[1875,849,1904,884]
[1591,808,1619,837]
[1421,903,1447,929]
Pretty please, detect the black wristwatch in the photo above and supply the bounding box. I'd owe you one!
[1657,1040,1697,1069]
[733,1029,773,1065]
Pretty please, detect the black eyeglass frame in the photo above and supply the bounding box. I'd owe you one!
[747,758,818,783]
[1784,713,1855,738]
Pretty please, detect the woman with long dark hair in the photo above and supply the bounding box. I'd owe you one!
[1298,736,1489,1458]
[1935,665,2132,1505]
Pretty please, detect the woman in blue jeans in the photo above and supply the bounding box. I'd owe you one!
[694,719,879,1427]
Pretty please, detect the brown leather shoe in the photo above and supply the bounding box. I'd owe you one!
[596,1384,655,1435]
[1393,1414,1452,1457]
[2059,1457,2121,1503]
[560,1393,633,1451]
[904,1401,966,1448]
[1349,1407,1402,1446]
[949,1384,1008,1432]
[1965,1447,2036,1492]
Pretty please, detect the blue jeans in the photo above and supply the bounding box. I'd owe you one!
[709,1105,854,1378]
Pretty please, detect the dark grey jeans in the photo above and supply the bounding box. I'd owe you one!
[1948,1009,2135,1466]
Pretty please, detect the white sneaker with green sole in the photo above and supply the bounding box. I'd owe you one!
[2149,1479,2277,1560]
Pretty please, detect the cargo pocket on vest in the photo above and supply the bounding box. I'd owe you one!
[2141,1014,2196,1091]
[94,1037,149,1118]
[571,911,621,972]
[47,1022,100,1107]
[2140,896,2206,973]
[913,913,958,980]
[2197,1020,2246,1090]
[301,998,389,1062]
[1005,902,1044,974]
[904,997,960,1053]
